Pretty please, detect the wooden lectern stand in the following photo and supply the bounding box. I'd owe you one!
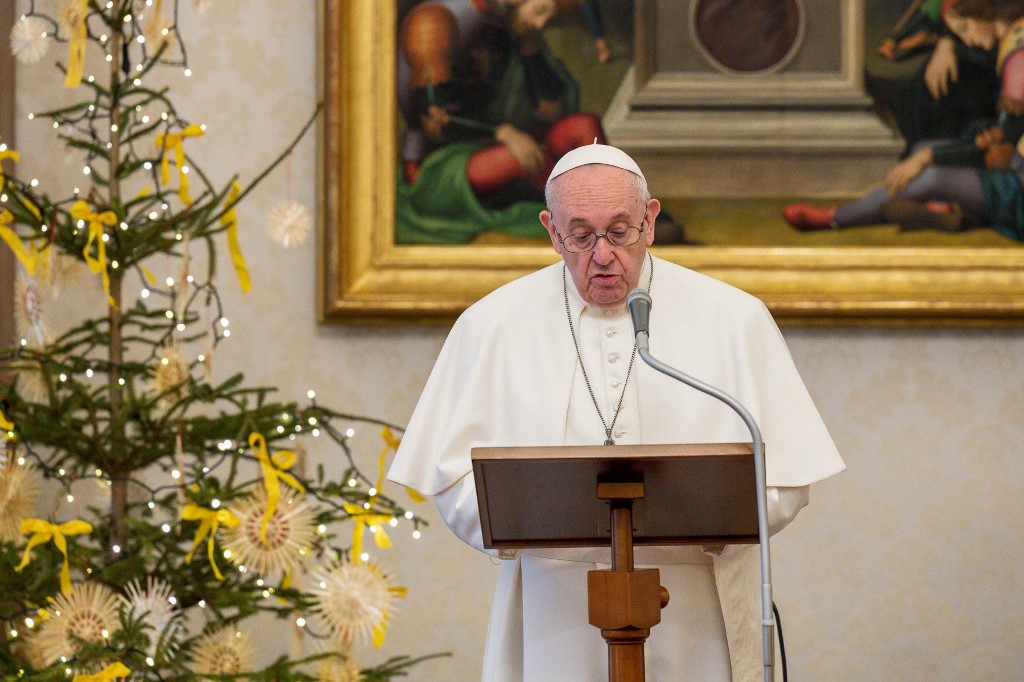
[472,443,759,682]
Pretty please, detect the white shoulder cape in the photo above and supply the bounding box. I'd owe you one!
[388,256,844,495]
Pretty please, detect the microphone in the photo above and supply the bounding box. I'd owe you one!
[626,288,652,351]
[628,294,775,682]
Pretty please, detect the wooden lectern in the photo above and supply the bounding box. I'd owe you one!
[472,443,759,682]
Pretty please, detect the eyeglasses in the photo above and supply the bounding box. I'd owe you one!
[556,223,646,253]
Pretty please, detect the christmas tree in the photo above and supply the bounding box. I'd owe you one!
[1,1,437,678]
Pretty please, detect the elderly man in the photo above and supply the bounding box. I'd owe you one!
[388,144,845,681]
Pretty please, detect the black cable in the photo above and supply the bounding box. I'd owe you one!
[773,601,788,682]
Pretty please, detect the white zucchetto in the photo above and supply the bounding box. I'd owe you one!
[548,141,646,182]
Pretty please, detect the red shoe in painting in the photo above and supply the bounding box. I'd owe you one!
[783,203,837,231]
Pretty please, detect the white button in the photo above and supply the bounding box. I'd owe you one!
[611,380,621,388]
[614,430,625,439]
[603,310,614,317]
[606,328,618,337]
[608,353,619,363]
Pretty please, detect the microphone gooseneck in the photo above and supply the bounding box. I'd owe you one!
[626,288,652,352]
[627,287,775,682]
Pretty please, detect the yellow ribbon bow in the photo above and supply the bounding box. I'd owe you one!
[373,586,408,648]
[0,145,19,185]
[73,662,131,681]
[249,432,306,546]
[364,563,407,648]
[1,405,15,433]
[155,124,205,205]
[377,426,423,503]
[220,181,251,292]
[343,503,393,564]
[70,200,118,308]
[64,0,89,88]
[16,519,94,596]
[0,209,37,276]
[182,504,241,580]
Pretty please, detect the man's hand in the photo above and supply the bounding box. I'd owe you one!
[419,105,451,141]
[886,148,932,196]
[924,36,958,99]
[534,98,563,124]
[495,123,546,175]
[877,37,897,61]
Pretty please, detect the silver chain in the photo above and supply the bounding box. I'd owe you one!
[563,253,653,445]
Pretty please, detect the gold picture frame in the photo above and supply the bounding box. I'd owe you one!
[318,0,1024,326]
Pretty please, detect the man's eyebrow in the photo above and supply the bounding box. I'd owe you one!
[566,212,633,227]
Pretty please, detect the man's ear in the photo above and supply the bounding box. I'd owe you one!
[539,210,564,255]
[644,199,661,247]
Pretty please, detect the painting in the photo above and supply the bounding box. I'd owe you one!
[318,0,1024,325]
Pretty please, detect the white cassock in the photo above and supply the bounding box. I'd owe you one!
[387,256,845,681]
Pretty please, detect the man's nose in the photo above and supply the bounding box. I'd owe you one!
[591,235,615,263]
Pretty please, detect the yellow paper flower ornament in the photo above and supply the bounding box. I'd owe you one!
[319,655,363,682]
[221,486,317,578]
[310,560,407,650]
[189,627,252,678]
[16,272,50,348]
[151,343,188,409]
[29,581,121,671]
[120,577,182,659]
[0,459,42,542]
[267,200,312,247]
[10,16,50,65]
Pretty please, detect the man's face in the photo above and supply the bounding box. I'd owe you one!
[540,165,660,309]
[944,10,996,50]
[509,0,557,37]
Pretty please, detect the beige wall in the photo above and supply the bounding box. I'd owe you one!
[13,3,1024,680]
